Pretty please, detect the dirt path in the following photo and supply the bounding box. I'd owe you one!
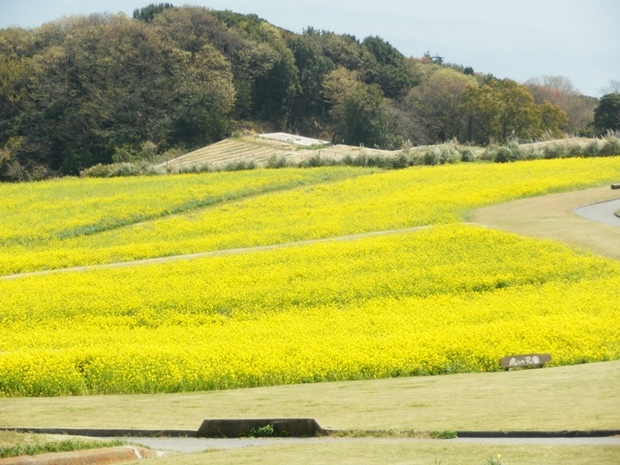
[468,186,620,260]
[0,227,430,280]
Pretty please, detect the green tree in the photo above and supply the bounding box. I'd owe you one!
[537,101,568,138]
[403,68,477,143]
[288,29,335,132]
[133,3,175,22]
[319,32,368,71]
[362,35,414,99]
[0,28,36,173]
[168,44,236,147]
[154,7,267,120]
[10,14,180,174]
[593,93,620,134]
[211,11,299,127]
[323,67,392,147]
[461,79,542,144]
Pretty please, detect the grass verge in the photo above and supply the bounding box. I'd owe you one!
[0,432,124,459]
[1,361,618,433]
[134,441,620,465]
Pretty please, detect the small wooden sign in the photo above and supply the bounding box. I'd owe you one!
[500,353,551,370]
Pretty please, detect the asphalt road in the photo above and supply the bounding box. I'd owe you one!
[574,197,620,227]
[119,436,620,453]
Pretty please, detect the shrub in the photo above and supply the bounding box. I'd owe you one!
[173,163,214,174]
[490,142,523,163]
[266,155,291,168]
[583,140,599,156]
[459,147,476,162]
[599,136,620,156]
[80,161,158,178]
[438,146,460,164]
[223,160,257,171]
[543,143,568,159]
[389,152,410,169]
[248,424,276,437]
[565,143,584,158]
[423,149,439,165]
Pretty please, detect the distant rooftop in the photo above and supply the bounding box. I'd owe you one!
[259,132,331,147]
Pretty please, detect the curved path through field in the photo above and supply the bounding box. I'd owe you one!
[2,185,619,281]
[469,185,620,260]
[0,226,429,280]
[574,197,620,226]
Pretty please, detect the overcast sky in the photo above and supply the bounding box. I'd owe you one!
[1,0,618,97]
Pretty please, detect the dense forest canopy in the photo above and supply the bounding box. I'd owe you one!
[0,3,615,179]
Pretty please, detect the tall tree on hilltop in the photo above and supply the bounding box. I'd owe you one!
[133,3,175,22]
[212,11,300,128]
[288,29,335,133]
[362,35,414,99]
[593,93,620,134]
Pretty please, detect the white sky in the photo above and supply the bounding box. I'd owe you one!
[1,0,618,97]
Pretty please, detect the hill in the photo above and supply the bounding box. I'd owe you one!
[0,5,605,180]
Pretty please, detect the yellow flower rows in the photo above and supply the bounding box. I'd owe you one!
[1,225,619,396]
[0,157,618,275]
[0,166,369,247]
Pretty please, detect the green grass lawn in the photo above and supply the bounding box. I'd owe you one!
[1,362,618,464]
[1,361,618,432]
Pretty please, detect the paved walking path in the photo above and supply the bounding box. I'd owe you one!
[118,435,620,453]
[574,197,620,226]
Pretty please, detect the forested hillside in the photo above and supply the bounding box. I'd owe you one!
[0,3,614,179]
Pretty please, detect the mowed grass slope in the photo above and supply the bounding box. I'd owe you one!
[2,361,618,431]
[0,157,619,399]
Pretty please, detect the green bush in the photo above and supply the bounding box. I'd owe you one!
[223,160,257,171]
[423,149,440,165]
[266,154,291,168]
[599,136,620,156]
[584,140,600,156]
[248,424,276,437]
[543,143,567,159]
[80,161,158,178]
[459,147,476,162]
[438,146,460,164]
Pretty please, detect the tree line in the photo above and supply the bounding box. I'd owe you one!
[0,4,617,180]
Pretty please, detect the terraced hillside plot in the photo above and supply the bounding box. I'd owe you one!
[157,137,292,171]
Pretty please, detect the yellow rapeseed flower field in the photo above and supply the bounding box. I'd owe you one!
[0,157,619,396]
[1,157,619,275]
